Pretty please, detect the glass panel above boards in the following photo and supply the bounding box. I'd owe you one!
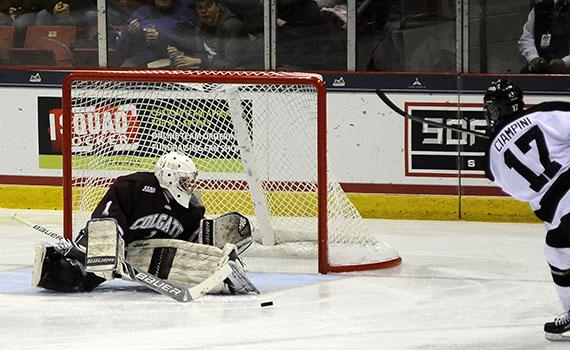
[0,0,567,74]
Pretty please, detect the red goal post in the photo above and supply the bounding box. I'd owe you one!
[61,70,401,273]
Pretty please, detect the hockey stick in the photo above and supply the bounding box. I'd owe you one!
[11,213,232,303]
[375,89,490,140]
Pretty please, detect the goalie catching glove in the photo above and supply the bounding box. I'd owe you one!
[127,238,258,294]
[198,212,253,255]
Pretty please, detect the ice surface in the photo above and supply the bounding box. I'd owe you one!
[0,209,567,349]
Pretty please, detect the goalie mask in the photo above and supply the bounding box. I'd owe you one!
[483,79,524,133]
[155,151,198,208]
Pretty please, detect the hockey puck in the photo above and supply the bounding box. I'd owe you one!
[260,301,273,307]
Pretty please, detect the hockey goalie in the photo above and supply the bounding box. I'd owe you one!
[32,151,258,296]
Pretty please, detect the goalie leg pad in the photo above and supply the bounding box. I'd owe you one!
[32,243,105,292]
[127,239,229,285]
[127,239,259,295]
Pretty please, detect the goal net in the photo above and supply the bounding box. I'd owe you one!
[62,70,401,273]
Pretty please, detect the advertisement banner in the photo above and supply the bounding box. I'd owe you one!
[37,96,249,169]
[405,103,488,177]
[37,96,63,169]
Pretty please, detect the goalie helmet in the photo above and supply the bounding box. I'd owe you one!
[154,151,198,208]
[483,79,524,133]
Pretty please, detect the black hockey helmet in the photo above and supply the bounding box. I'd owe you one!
[483,79,524,132]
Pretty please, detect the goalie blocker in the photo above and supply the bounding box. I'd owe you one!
[84,218,124,279]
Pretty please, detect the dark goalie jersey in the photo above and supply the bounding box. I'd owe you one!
[81,172,206,245]
[485,101,570,230]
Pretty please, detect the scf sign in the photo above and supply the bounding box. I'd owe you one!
[406,106,488,177]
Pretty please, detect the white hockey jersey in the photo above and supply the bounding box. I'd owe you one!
[485,102,570,230]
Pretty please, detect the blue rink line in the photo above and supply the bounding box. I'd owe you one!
[0,267,341,296]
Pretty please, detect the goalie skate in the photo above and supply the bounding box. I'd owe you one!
[225,260,259,295]
[545,310,570,341]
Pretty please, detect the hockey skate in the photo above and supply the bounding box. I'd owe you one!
[225,259,259,295]
[544,310,570,341]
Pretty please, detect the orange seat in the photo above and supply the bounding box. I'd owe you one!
[72,47,98,66]
[10,25,77,66]
[73,48,118,67]
[24,25,77,48]
[9,49,57,66]
[0,26,15,63]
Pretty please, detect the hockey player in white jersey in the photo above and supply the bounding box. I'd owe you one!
[483,79,570,341]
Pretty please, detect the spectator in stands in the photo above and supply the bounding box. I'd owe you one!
[0,0,41,25]
[519,0,570,74]
[218,0,259,20]
[116,0,196,68]
[36,0,90,27]
[81,0,148,30]
[318,0,347,28]
[115,0,148,14]
[354,0,402,71]
[237,3,264,70]
[0,0,43,47]
[277,0,344,70]
[83,0,125,29]
[72,0,132,51]
[168,0,244,69]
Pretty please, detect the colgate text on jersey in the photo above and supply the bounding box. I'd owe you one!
[129,214,184,238]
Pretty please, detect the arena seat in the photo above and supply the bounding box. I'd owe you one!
[9,25,77,66]
[0,26,15,63]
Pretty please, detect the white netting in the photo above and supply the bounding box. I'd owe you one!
[64,70,400,272]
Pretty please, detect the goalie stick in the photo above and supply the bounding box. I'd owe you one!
[11,214,232,303]
[375,89,490,140]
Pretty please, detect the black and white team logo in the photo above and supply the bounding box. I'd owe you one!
[129,214,184,238]
[142,185,156,193]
